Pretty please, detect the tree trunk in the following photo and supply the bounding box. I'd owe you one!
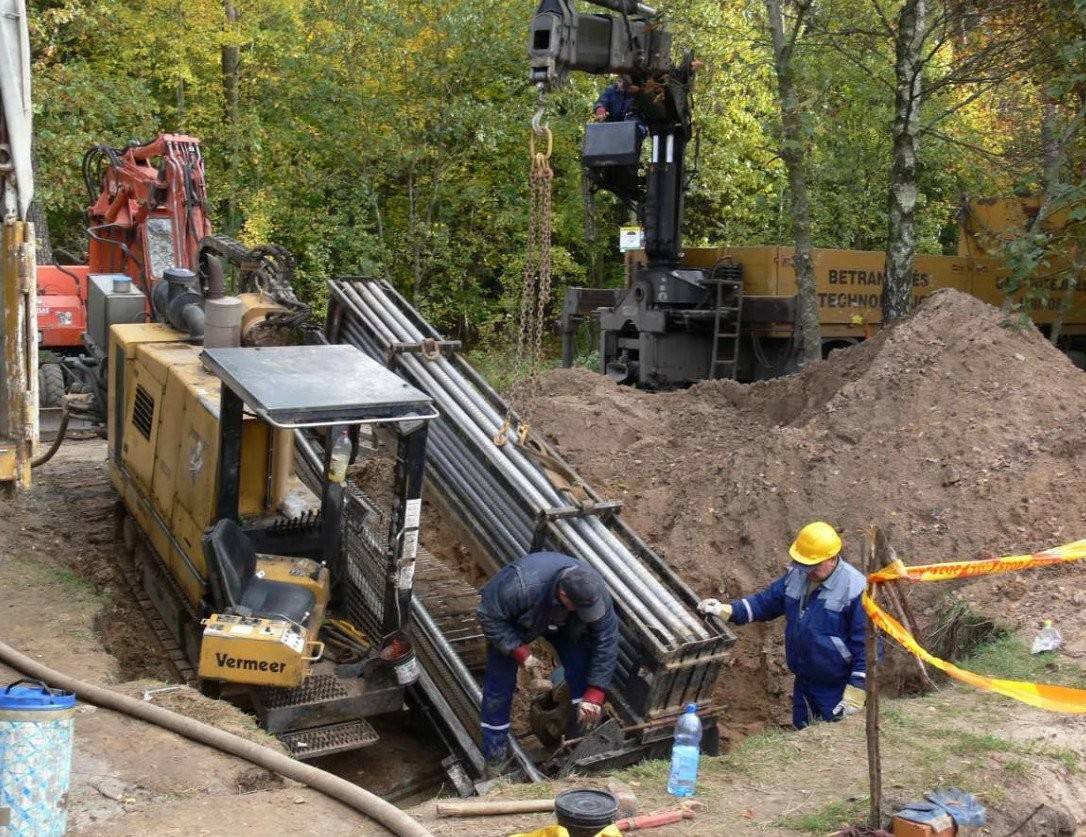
[765,0,821,367]
[884,0,927,323]
[175,0,186,122]
[222,2,241,235]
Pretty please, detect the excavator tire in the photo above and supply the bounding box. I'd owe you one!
[38,363,65,408]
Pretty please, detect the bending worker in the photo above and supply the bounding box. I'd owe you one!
[697,521,868,729]
[477,551,618,775]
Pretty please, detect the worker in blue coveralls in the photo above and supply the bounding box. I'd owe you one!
[593,75,638,123]
[476,552,618,776]
[593,75,648,138]
[696,521,869,729]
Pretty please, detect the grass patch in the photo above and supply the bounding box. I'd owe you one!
[1002,757,1031,777]
[963,633,1086,689]
[774,798,866,833]
[715,726,803,778]
[7,557,99,601]
[618,758,668,782]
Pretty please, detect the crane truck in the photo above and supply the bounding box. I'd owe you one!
[533,2,1086,387]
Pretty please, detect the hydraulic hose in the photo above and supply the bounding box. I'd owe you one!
[0,639,432,837]
[32,407,69,468]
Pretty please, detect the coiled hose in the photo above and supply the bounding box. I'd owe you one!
[0,639,432,837]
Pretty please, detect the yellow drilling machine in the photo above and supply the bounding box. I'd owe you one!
[103,268,435,757]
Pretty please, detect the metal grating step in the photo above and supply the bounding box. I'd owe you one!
[279,719,379,760]
[255,674,349,710]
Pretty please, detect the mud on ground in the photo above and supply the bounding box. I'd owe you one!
[515,289,1086,736]
[0,441,387,834]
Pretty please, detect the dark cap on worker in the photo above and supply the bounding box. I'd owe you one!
[558,565,607,623]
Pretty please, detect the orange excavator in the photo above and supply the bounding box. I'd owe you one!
[39,133,305,411]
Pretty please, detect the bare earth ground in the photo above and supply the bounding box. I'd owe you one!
[2,288,1085,835]
[515,290,1086,735]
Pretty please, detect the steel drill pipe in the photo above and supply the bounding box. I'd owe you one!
[337,291,689,649]
[341,282,703,642]
[348,280,706,638]
[336,287,679,640]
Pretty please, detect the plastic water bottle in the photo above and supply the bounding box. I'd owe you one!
[328,428,352,483]
[667,703,702,797]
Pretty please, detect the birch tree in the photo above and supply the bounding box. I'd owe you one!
[765,0,822,365]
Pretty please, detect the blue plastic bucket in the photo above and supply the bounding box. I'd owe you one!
[0,680,76,837]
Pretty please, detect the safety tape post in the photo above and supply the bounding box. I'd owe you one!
[865,539,1086,714]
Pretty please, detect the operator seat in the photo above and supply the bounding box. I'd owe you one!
[202,519,316,627]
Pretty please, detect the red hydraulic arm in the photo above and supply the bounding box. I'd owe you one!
[85,134,211,296]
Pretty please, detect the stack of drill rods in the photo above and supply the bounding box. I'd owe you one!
[334,280,708,647]
[336,319,533,561]
[338,282,706,647]
[337,317,645,680]
[293,424,543,781]
[336,285,692,645]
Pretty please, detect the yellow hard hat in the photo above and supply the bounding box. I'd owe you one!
[789,521,842,565]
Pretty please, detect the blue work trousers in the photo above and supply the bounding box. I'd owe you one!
[480,627,590,762]
[792,678,846,729]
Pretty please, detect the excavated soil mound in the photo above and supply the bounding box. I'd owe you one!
[516,289,1086,736]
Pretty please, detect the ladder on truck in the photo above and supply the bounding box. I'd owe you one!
[709,258,743,380]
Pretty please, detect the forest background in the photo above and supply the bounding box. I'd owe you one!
[28,0,1083,352]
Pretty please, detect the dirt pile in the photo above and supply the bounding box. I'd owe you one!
[516,289,1086,733]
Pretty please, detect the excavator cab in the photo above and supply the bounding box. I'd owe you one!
[195,343,437,757]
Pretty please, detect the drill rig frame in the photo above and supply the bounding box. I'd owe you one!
[530,1,759,388]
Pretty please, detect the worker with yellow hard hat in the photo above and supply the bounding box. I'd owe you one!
[697,521,869,729]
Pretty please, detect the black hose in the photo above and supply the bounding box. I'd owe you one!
[32,407,69,468]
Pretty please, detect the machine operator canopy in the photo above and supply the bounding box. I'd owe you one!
[199,344,435,428]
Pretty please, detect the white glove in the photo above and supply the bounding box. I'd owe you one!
[578,699,603,728]
[832,685,866,719]
[697,598,732,620]
[516,654,550,695]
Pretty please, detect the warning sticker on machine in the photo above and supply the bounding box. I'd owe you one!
[400,528,419,561]
[396,561,417,589]
[404,498,422,529]
[619,226,644,252]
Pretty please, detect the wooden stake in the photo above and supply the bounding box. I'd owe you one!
[864,527,884,829]
[883,577,935,691]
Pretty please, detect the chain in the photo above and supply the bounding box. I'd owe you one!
[530,144,554,367]
[519,122,553,366]
[504,94,555,442]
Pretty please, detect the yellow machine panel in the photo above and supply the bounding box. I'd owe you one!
[198,613,314,688]
[108,322,287,608]
[256,557,331,617]
[666,244,1086,338]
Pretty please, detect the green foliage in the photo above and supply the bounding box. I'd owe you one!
[28,0,1072,345]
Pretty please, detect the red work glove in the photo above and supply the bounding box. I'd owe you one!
[578,686,605,727]
[593,106,608,122]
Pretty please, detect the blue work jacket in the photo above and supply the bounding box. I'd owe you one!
[729,559,868,689]
[594,83,637,123]
[477,552,619,690]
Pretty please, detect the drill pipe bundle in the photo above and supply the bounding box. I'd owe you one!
[330,279,710,657]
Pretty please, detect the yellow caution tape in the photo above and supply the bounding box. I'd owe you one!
[869,539,1086,584]
[865,538,1086,713]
